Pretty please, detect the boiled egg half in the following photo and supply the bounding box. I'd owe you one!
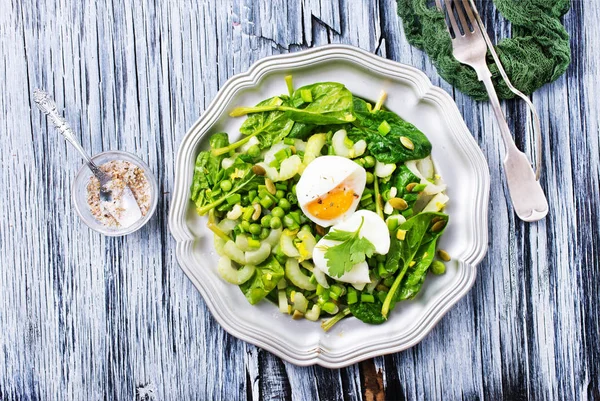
[313,210,390,284]
[296,155,366,227]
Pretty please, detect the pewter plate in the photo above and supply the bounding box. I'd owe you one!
[169,45,490,368]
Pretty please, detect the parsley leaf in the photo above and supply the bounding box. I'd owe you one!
[322,217,376,278]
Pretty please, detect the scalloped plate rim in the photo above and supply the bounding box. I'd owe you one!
[168,44,490,368]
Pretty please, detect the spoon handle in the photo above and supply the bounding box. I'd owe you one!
[33,89,107,180]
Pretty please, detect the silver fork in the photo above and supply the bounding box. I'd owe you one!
[436,0,548,222]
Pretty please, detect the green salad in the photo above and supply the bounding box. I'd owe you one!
[190,77,450,331]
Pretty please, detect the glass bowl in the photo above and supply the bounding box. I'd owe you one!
[72,150,158,236]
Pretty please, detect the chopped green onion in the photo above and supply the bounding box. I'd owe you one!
[226,194,241,205]
[300,89,313,103]
[248,190,257,202]
[274,148,292,162]
[247,238,261,248]
[361,293,375,303]
[387,218,399,232]
[316,284,325,296]
[259,196,274,209]
[401,208,414,218]
[288,211,301,224]
[242,206,254,221]
[412,183,427,192]
[284,137,295,146]
[322,302,339,314]
[276,183,288,191]
[285,75,294,97]
[378,120,391,135]
[346,287,358,304]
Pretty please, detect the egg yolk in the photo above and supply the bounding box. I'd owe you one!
[306,184,358,220]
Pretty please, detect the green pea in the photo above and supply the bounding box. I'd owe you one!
[271,206,285,218]
[249,223,262,235]
[431,260,446,275]
[240,221,250,232]
[220,180,232,192]
[259,227,270,240]
[278,198,291,211]
[364,155,376,168]
[275,190,286,199]
[270,216,282,229]
[261,214,272,228]
[248,144,261,158]
[366,172,374,184]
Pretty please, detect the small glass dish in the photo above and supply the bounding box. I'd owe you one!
[72,150,158,236]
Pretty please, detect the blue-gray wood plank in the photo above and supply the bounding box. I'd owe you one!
[0,0,598,400]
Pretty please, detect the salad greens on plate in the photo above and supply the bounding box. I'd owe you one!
[190,77,450,331]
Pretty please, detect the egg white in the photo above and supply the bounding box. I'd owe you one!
[312,210,390,284]
[296,155,366,227]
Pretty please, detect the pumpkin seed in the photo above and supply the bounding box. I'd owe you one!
[265,178,276,195]
[252,204,262,221]
[438,249,451,262]
[315,224,326,236]
[389,197,409,210]
[252,165,266,176]
[431,220,446,232]
[406,182,417,192]
[400,136,414,150]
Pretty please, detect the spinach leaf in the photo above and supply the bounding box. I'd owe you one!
[190,132,229,203]
[349,97,432,163]
[381,212,449,317]
[286,82,355,125]
[239,96,295,148]
[393,165,421,208]
[230,82,355,126]
[239,256,284,305]
[396,239,437,301]
[349,297,387,325]
[288,122,316,139]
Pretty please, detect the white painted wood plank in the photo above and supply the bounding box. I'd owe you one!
[1,0,599,400]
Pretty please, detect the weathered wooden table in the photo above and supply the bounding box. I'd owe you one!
[1,1,598,399]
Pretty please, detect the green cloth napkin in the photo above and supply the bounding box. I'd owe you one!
[397,0,571,100]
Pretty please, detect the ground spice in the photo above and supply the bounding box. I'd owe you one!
[86,160,151,227]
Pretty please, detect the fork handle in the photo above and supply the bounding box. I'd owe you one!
[478,72,549,222]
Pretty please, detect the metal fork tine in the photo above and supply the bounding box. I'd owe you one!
[443,0,462,37]
[461,0,482,35]
[452,0,471,34]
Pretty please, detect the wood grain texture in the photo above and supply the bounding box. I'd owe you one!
[0,0,598,400]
